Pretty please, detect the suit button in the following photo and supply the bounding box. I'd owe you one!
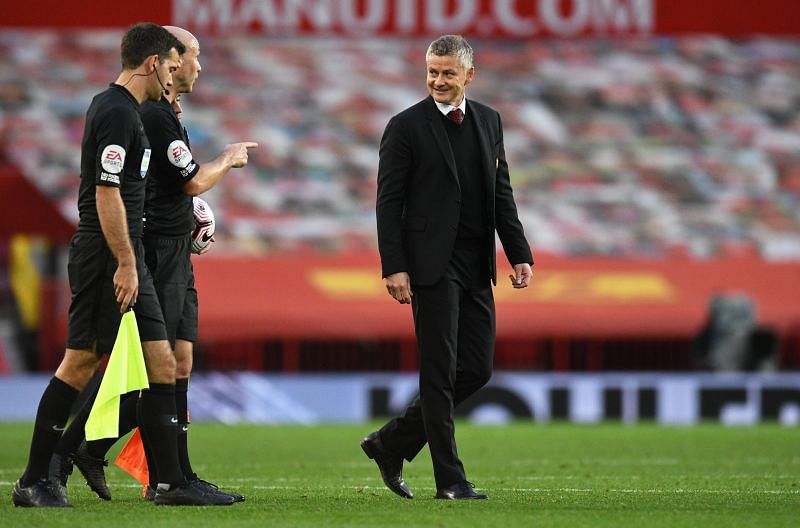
[455,199,461,204]
[451,225,457,230]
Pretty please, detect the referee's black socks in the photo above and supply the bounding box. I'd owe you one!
[175,377,196,480]
[54,380,99,457]
[21,377,78,486]
[138,383,186,488]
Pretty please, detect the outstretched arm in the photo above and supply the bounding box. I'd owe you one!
[183,142,258,196]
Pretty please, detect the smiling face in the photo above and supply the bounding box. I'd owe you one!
[426,53,474,107]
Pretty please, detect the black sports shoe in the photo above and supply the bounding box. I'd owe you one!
[49,453,73,486]
[71,440,111,500]
[12,479,71,508]
[48,453,73,504]
[189,478,245,503]
[153,483,235,506]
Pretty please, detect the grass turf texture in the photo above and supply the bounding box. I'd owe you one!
[1,422,798,527]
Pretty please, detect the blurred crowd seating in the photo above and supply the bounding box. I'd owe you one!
[1,31,799,259]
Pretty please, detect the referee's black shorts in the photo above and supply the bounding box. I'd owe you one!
[143,235,198,348]
[66,233,167,354]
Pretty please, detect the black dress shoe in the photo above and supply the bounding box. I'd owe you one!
[435,481,488,500]
[360,431,413,499]
[12,478,72,508]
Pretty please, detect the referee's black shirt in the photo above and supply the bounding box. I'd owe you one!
[76,84,151,238]
[142,96,201,238]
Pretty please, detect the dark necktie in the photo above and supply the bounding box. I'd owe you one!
[447,108,464,125]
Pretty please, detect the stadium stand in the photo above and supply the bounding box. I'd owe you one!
[1,29,799,372]
[1,32,799,259]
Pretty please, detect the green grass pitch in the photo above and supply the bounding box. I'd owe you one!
[1,422,798,527]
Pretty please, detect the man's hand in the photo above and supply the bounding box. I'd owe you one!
[114,260,139,312]
[96,185,137,312]
[196,236,215,255]
[508,263,532,289]
[225,142,259,168]
[384,272,413,304]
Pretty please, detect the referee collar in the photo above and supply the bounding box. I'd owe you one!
[109,83,140,108]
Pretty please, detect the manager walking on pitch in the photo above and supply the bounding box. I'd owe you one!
[361,34,533,500]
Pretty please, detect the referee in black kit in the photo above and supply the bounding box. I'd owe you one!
[138,25,256,501]
[47,27,256,504]
[12,23,232,508]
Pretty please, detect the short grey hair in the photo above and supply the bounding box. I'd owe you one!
[426,34,473,71]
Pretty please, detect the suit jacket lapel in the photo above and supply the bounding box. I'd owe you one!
[425,97,459,189]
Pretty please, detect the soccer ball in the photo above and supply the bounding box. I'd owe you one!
[191,197,216,254]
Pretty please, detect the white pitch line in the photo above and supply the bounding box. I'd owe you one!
[1,480,796,495]
[223,474,800,483]
[507,458,681,466]
[248,485,800,495]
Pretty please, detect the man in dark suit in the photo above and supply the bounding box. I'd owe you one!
[361,35,533,500]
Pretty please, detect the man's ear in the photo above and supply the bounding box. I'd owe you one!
[465,66,475,85]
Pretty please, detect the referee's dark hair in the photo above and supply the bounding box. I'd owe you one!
[120,22,186,70]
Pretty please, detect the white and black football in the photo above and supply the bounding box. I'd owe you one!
[191,197,216,254]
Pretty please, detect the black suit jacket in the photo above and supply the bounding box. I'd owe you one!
[377,96,533,286]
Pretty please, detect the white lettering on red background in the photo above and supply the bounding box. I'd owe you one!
[173,0,654,37]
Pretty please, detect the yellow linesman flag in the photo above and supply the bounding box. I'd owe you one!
[85,310,149,440]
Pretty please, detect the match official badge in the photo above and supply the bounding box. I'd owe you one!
[140,149,151,178]
[168,140,193,169]
[100,144,125,174]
